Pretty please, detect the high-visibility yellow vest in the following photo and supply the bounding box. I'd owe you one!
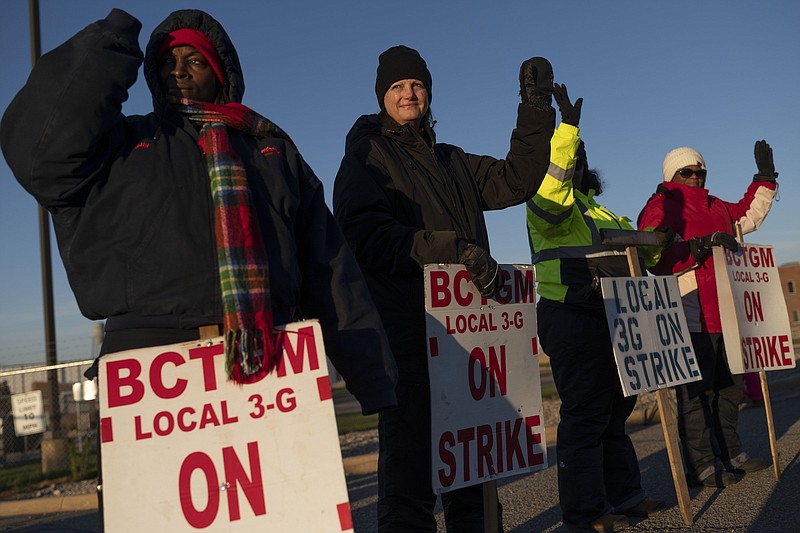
[526,123,659,304]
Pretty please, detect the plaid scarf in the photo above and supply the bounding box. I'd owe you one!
[177,100,286,384]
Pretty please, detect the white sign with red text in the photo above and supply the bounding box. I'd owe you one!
[425,264,546,494]
[99,320,353,532]
[601,276,702,396]
[714,245,796,373]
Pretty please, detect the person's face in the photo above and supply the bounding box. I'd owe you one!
[383,79,428,127]
[671,165,707,188]
[158,45,220,103]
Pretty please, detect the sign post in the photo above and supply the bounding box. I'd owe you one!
[425,264,547,531]
[599,229,696,526]
[98,320,353,532]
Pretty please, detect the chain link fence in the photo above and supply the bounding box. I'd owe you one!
[0,360,98,491]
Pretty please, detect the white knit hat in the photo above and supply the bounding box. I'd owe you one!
[662,146,706,182]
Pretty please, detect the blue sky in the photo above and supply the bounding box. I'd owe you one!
[1,0,798,365]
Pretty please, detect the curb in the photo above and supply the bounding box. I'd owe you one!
[0,492,98,517]
[343,452,378,475]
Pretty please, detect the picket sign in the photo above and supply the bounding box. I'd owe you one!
[713,245,795,373]
[714,240,793,480]
[99,320,353,532]
[597,230,693,526]
[425,264,546,531]
[600,275,702,396]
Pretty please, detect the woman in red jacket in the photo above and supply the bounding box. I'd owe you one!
[638,143,778,487]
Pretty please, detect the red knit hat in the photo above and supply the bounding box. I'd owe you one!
[157,28,226,85]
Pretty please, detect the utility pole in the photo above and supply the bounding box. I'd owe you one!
[28,0,61,436]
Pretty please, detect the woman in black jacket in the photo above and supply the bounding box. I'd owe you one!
[333,46,555,532]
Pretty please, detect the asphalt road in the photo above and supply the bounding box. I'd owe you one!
[2,366,797,532]
[348,382,800,532]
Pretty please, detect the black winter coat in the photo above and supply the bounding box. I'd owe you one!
[0,9,397,414]
[333,108,554,362]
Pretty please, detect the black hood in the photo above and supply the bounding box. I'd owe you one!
[143,9,245,111]
[344,114,383,153]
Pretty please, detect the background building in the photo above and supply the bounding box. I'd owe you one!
[778,262,800,347]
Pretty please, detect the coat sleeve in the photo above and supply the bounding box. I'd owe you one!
[291,149,398,415]
[463,103,556,210]
[637,195,697,275]
[333,150,460,275]
[0,9,142,208]
[719,180,777,235]
[525,123,581,238]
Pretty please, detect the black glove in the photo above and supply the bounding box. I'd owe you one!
[654,225,675,249]
[457,240,503,298]
[553,83,582,127]
[689,231,739,261]
[753,139,778,182]
[519,57,554,107]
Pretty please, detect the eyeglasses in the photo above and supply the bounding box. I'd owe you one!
[677,168,707,179]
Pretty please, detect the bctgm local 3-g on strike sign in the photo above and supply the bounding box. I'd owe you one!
[601,276,702,396]
[714,245,796,373]
[425,264,546,494]
[99,320,353,532]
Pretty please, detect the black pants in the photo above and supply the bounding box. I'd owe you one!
[676,333,743,481]
[538,300,644,528]
[377,359,501,532]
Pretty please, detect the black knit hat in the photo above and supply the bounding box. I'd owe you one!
[375,45,432,108]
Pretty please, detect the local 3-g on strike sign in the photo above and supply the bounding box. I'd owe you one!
[425,264,547,494]
[601,276,703,397]
[713,245,796,373]
[98,320,353,532]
